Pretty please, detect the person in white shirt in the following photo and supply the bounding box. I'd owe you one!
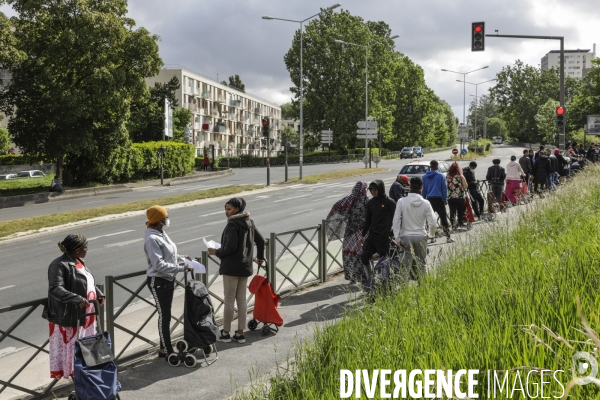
[505,155,525,204]
[392,177,437,280]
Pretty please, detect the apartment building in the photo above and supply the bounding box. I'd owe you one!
[146,67,281,157]
[541,44,596,79]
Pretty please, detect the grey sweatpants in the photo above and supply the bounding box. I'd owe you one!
[400,236,428,279]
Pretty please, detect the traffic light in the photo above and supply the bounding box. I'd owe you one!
[407,105,413,115]
[262,118,270,137]
[556,106,566,128]
[471,22,485,51]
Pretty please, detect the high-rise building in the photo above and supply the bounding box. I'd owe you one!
[541,44,596,79]
[146,67,281,157]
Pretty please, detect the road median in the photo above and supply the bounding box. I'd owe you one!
[278,168,389,184]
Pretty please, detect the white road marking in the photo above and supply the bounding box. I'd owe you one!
[104,238,143,248]
[88,230,135,241]
[177,235,214,245]
[255,196,271,199]
[203,221,224,226]
[199,211,225,217]
[39,240,51,244]
[0,285,15,291]
[272,194,312,203]
[291,209,313,215]
[81,200,106,205]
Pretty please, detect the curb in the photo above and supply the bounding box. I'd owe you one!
[0,185,132,209]
[168,168,233,186]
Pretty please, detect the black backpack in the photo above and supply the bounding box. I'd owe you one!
[241,219,255,267]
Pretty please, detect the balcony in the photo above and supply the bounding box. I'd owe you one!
[248,117,257,125]
[211,110,220,118]
[187,103,198,112]
[214,95,226,103]
[202,123,210,131]
[230,114,239,122]
[213,125,226,133]
[229,99,241,108]
[254,107,262,115]
[197,108,206,116]
[201,90,210,99]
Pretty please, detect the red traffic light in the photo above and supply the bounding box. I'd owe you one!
[474,25,482,33]
[556,106,565,115]
[262,119,269,125]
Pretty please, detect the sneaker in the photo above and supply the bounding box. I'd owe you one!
[232,333,246,343]
[446,237,455,244]
[218,330,231,343]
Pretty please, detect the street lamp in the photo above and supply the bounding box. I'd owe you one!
[459,78,496,138]
[335,35,399,168]
[263,3,341,180]
[441,66,489,126]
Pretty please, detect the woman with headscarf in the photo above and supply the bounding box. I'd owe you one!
[325,181,368,284]
[45,233,104,380]
[144,205,193,360]
[208,198,265,344]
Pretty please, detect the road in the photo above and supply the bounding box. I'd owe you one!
[0,144,522,355]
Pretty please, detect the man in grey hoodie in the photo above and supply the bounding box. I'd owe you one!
[392,177,437,279]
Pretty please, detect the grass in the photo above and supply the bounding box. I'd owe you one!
[0,175,55,196]
[279,168,388,184]
[0,185,263,239]
[239,167,600,399]
[448,150,492,161]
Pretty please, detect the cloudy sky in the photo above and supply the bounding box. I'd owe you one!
[3,0,599,121]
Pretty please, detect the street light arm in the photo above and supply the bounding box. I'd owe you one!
[465,65,489,74]
[263,16,302,23]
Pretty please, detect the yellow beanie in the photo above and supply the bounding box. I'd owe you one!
[146,205,168,227]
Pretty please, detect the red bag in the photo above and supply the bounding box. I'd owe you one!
[248,275,283,326]
[521,181,528,195]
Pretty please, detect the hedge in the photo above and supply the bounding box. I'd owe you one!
[0,154,51,165]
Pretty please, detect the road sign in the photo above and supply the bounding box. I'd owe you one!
[457,134,469,140]
[586,115,600,134]
[461,149,468,155]
[452,148,459,155]
[357,121,378,129]
[356,129,378,134]
[321,130,333,135]
[357,134,378,140]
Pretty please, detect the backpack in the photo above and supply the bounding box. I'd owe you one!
[241,219,255,266]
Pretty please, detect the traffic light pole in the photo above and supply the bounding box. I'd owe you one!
[485,33,565,149]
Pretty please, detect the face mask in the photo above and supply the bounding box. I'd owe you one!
[163,218,170,228]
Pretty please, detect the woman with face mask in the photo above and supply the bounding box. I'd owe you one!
[144,205,193,361]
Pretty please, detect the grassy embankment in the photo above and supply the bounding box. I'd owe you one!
[241,166,600,399]
[0,175,55,196]
[280,168,388,184]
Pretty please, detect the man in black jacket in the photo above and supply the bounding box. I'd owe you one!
[519,149,533,191]
[463,161,484,219]
[389,174,409,201]
[486,159,506,206]
[360,180,396,282]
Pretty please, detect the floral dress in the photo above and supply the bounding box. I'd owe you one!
[49,261,97,380]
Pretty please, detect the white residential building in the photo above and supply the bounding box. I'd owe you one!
[541,44,596,79]
[146,67,281,157]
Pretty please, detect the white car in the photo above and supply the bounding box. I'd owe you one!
[17,170,46,178]
[492,137,503,144]
[0,174,17,180]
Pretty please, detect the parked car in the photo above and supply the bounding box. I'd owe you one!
[400,147,417,159]
[398,160,451,179]
[17,170,46,178]
[492,136,503,144]
[415,146,425,157]
[0,174,17,180]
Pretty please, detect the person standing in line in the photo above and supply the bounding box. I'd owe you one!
[422,160,454,243]
[532,150,551,194]
[325,182,369,285]
[208,198,265,344]
[203,154,210,171]
[554,148,569,183]
[462,161,484,220]
[486,159,506,206]
[144,206,194,360]
[389,174,409,202]
[359,180,396,284]
[505,155,525,204]
[446,162,468,230]
[519,149,533,191]
[45,234,105,380]
[392,177,437,280]
[546,149,559,188]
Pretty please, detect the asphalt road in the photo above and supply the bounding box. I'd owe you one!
[0,144,523,355]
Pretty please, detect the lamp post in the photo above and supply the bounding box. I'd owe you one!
[157,145,168,185]
[441,66,489,126]
[458,78,496,139]
[334,35,399,168]
[263,3,341,180]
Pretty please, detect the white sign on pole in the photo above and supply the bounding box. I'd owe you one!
[164,98,173,138]
[458,125,468,135]
[356,134,378,140]
[321,130,333,135]
[357,121,378,129]
[586,115,600,134]
[457,134,469,140]
[356,129,378,135]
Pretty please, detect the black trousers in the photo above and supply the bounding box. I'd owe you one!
[448,198,466,227]
[469,189,484,217]
[147,276,175,353]
[360,235,391,280]
[427,197,450,237]
[491,184,504,205]
[534,181,547,193]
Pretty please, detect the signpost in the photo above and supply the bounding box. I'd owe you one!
[586,115,600,135]
[321,129,333,156]
[357,119,378,168]
[452,148,459,155]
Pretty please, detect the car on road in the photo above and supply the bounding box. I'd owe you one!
[0,173,17,180]
[16,170,46,178]
[492,136,503,144]
[398,160,451,179]
[400,147,417,159]
[415,146,425,157]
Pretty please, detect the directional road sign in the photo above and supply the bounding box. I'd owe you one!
[321,130,333,135]
[356,129,378,135]
[457,134,469,140]
[356,134,378,140]
[357,121,378,129]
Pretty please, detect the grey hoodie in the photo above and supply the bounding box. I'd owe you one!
[144,228,184,280]
[392,193,437,239]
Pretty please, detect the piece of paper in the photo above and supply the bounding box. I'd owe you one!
[184,258,206,273]
[203,238,221,250]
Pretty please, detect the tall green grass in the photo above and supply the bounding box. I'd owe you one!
[242,167,600,399]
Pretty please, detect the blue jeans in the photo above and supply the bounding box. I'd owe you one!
[553,172,560,185]
[546,175,554,189]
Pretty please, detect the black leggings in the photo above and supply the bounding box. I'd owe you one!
[469,189,485,217]
[448,198,466,226]
[147,276,175,353]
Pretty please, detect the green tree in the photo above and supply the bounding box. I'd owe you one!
[535,99,560,145]
[227,75,245,92]
[0,0,162,183]
[280,102,298,119]
[485,117,506,139]
[566,59,600,137]
[0,126,11,154]
[172,108,192,143]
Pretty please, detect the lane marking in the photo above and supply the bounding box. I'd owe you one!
[273,194,312,203]
[88,230,135,241]
[104,238,143,248]
[199,211,224,217]
[203,221,224,226]
[291,209,313,215]
[81,200,106,205]
[0,285,15,291]
[177,235,214,245]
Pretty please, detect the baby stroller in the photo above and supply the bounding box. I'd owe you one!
[484,191,501,221]
[170,271,219,367]
[365,242,409,293]
[69,300,120,400]
[248,260,283,335]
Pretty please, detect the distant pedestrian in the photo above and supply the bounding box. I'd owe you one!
[519,150,533,190]
[326,181,369,284]
[45,234,105,380]
[554,148,569,183]
[422,160,453,243]
[545,149,558,188]
[486,159,506,207]
[144,205,194,359]
[49,175,64,193]
[505,156,525,204]
[389,174,409,202]
[463,161,484,220]
[208,198,265,344]
[360,180,396,285]
[392,177,436,280]
[203,154,210,171]
[446,162,468,230]
[532,151,551,194]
